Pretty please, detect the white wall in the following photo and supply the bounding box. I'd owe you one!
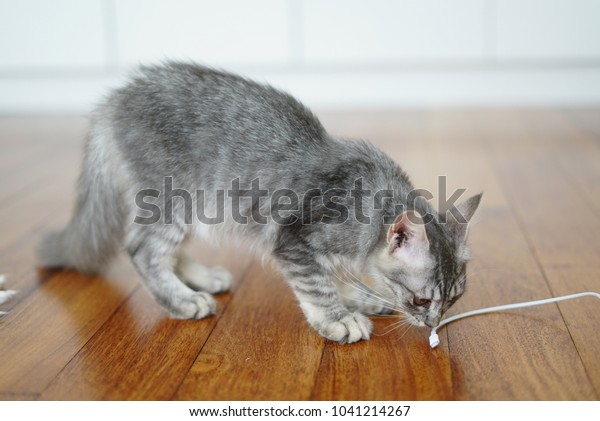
[1,0,599,113]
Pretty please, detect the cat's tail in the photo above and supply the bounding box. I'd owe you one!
[37,120,127,274]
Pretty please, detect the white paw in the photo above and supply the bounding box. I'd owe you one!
[171,291,216,320]
[318,312,372,344]
[176,255,233,294]
[206,267,232,294]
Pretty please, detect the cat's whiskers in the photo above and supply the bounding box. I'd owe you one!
[398,322,415,340]
[370,313,403,318]
[334,273,395,310]
[338,265,398,309]
[377,318,412,336]
[332,270,392,305]
[333,272,403,314]
[340,293,402,315]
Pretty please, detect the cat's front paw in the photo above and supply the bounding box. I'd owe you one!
[318,312,372,344]
[169,291,216,320]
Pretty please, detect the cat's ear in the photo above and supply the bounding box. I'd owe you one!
[387,211,430,264]
[446,193,482,243]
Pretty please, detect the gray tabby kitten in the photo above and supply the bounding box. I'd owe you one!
[38,62,481,344]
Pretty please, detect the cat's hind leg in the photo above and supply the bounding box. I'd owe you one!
[126,225,216,319]
[175,250,232,294]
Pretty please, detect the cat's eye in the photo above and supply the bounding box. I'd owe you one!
[413,297,432,308]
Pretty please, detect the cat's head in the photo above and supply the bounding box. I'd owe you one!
[366,194,482,328]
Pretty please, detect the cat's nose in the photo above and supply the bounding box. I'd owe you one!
[424,316,441,328]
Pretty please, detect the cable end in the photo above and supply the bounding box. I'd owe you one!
[429,332,440,349]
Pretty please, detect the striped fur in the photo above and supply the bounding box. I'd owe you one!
[37,62,481,343]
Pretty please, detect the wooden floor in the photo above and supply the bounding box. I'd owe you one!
[0,109,599,401]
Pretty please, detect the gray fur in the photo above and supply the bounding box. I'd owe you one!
[37,62,481,343]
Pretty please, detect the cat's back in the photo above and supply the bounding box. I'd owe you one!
[104,62,327,155]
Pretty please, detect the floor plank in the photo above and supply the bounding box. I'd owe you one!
[0,392,38,401]
[0,176,74,251]
[0,262,138,394]
[311,111,454,400]
[41,246,253,400]
[521,110,600,213]
[0,157,78,311]
[544,267,600,396]
[1,111,599,400]
[0,117,84,203]
[408,110,594,399]
[563,108,600,141]
[447,210,595,400]
[483,110,600,268]
[477,110,599,398]
[175,262,324,400]
[312,318,452,400]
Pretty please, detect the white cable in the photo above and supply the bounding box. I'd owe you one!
[0,274,17,316]
[429,292,600,349]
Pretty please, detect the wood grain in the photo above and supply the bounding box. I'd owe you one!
[483,110,600,268]
[0,392,38,401]
[0,118,84,312]
[563,108,600,140]
[174,262,324,400]
[312,111,454,400]
[478,110,600,398]
[0,117,85,203]
[1,112,599,400]
[40,246,253,400]
[544,267,600,396]
[0,266,138,394]
[523,110,600,212]
[312,318,452,400]
[399,110,594,399]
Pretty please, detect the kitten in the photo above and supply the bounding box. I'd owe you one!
[37,62,481,344]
